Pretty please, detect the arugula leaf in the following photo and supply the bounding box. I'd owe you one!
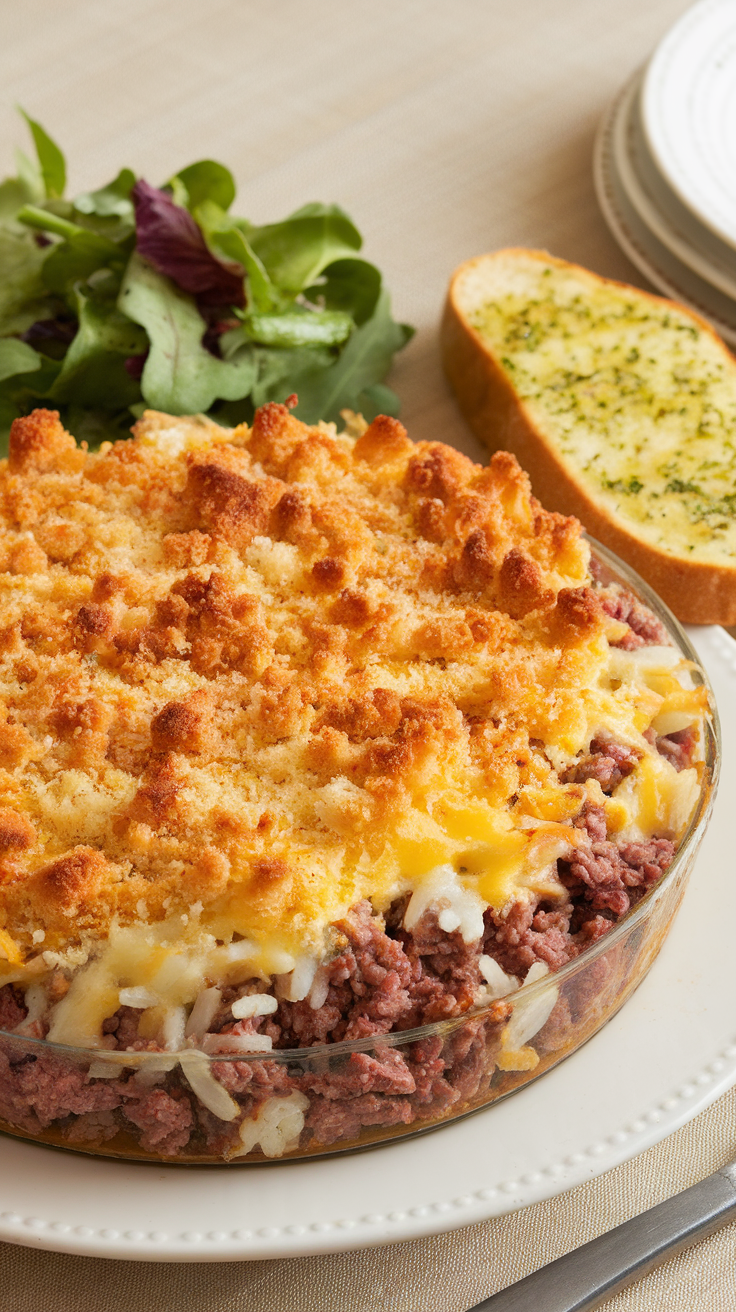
[0,176,41,222]
[0,338,42,381]
[175,161,236,213]
[17,203,123,251]
[305,258,381,326]
[247,210,362,294]
[37,220,131,296]
[273,288,413,424]
[22,212,130,296]
[194,201,277,313]
[251,344,334,410]
[18,110,66,199]
[242,308,354,348]
[13,148,44,204]
[50,287,147,407]
[288,202,360,230]
[0,228,53,336]
[119,253,257,413]
[354,381,403,419]
[74,168,136,220]
[0,354,62,451]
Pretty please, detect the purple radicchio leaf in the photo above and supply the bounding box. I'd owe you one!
[124,351,148,380]
[21,317,78,348]
[132,179,245,309]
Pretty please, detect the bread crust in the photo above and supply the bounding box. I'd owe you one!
[441,248,736,626]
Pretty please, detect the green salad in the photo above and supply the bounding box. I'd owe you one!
[0,111,413,448]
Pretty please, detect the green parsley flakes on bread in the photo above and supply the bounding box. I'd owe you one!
[441,247,736,625]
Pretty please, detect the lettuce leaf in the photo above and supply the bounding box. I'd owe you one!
[49,286,147,407]
[174,160,236,213]
[0,227,51,335]
[0,338,42,381]
[271,288,413,424]
[74,168,136,221]
[240,308,354,349]
[246,205,362,293]
[0,113,413,439]
[193,200,277,313]
[17,110,66,200]
[119,253,256,414]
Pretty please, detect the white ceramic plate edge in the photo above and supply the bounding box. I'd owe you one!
[642,0,736,252]
[612,70,736,301]
[593,84,736,346]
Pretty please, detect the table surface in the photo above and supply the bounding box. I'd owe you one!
[2,2,735,1309]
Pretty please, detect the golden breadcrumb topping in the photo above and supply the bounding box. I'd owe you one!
[0,405,705,1005]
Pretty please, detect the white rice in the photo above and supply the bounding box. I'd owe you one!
[504,962,558,1049]
[178,1050,239,1121]
[275,955,318,1002]
[233,1092,309,1158]
[231,993,278,1020]
[478,955,520,1000]
[201,1032,273,1054]
[162,1005,187,1052]
[185,986,222,1038]
[404,864,485,944]
[308,967,330,1010]
[118,986,159,1009]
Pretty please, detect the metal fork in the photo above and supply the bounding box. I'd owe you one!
[466,1159,736,1311]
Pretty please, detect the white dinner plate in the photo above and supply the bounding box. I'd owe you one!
[643,0,736,253]
[594,82,736,347]
[612,69,736,302]
[0,626,733,1263]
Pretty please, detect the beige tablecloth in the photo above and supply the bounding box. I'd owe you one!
[1,0,734,1306]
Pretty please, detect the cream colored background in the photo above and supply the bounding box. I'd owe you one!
[1,1,734,1307]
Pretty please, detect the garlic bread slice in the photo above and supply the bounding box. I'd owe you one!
[442,248,736,623]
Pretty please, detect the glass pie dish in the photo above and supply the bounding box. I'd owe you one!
[0,540,719,1165]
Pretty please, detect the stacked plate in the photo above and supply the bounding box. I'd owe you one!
[594,0,736,347]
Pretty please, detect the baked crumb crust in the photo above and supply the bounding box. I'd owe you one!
[0,405,693,970]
